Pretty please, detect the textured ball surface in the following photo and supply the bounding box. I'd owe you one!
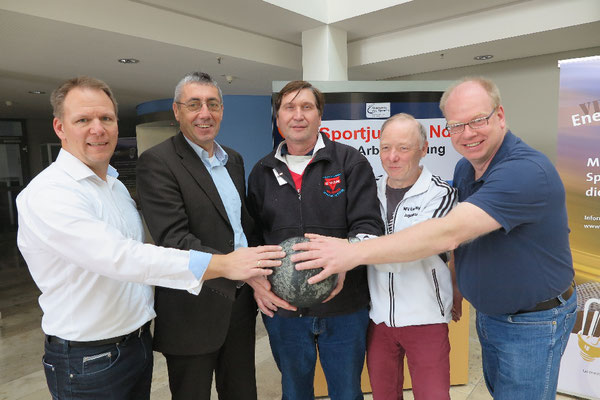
[268,236,338,308]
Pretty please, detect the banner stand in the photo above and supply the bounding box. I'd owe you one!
[556,55,600,398]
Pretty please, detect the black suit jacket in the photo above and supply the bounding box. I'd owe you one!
[136,132,257,355]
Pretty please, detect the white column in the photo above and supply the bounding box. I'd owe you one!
[302,25,348,81]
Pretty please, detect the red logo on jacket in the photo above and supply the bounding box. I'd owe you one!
[323,174,344,197]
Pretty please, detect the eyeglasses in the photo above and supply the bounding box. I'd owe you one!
[176,100,222,112]
[445,108,496,135]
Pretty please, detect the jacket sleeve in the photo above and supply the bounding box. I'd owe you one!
[136,148,220,254]
[246,163,266,246]
[344,158,385,237]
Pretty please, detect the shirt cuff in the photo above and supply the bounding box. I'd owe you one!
[188,250,212,280]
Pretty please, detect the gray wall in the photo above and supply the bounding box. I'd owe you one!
[25,119,58,178]
[396,46,600,162]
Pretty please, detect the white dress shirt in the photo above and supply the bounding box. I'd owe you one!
[17,150,203,341]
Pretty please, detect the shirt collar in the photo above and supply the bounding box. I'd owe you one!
[183,135,228,167]
[55,149,118,181]
[378,165,432,199]
[275,132,325,163]
[280,143,313,156]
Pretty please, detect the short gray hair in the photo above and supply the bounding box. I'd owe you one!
[173,72,223,102]
[380,113,427,148]
[439,76,501,115]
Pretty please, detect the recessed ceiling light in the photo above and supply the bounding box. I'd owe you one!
[474,55,493,61]
[28,90,46,94]
[118,58,140,64]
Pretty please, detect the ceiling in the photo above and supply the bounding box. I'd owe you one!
[0,0,598,120]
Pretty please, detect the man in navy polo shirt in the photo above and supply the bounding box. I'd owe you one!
[293,77,576,400]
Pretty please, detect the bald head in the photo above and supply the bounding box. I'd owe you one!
[440,77,501,117]
[380,113,427,148]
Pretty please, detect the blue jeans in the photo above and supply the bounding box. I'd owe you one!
[42,329,153,399]
[476,290,577,400]
[263,308,369,400]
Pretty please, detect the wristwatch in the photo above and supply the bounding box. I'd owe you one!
[348,236,361,244]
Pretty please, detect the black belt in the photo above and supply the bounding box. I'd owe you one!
[46,321,151,348]
[515,282,575,314]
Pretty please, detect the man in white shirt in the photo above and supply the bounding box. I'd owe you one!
[16,76,283,400]
[366,113,459,400]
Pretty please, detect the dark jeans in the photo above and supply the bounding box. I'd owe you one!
[42,329,153,400]
[263,307,369,400]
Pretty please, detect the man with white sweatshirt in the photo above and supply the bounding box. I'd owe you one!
[366,113,459,400]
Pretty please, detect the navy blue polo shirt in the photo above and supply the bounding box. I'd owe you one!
[453,131,574,315]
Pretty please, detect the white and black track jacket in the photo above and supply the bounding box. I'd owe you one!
[368,166,458,327]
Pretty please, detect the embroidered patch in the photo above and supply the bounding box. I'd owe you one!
[322,173,345,197]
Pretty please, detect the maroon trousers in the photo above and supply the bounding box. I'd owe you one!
[366,321,451,400]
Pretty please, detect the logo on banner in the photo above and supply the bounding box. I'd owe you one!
[577,298,600,363]
[323,174,344,197]
[366,103,391,118]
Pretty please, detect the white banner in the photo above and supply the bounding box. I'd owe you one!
[320,118,462,182]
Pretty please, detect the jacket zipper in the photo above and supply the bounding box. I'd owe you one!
[387,192,401,326]
[298,190,303,232]
[388,272,396,327]
[274,165,303,232]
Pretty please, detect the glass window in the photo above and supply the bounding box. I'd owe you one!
[0,120,23,137]
[0,144,23,187]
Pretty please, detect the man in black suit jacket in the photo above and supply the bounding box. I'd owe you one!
[136,72,263,400]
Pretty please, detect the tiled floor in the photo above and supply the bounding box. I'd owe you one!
[0,234,581,399]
